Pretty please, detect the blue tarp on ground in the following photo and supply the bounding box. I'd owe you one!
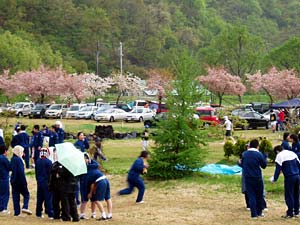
[272,98,300,109]
[175,164,242,175]
[199,164,242,175]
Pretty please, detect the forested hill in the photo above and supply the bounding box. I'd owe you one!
[0,0,299,77]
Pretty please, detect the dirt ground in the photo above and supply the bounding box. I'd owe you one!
[0,174,299,225]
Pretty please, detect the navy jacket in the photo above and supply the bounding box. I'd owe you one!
[35,157,52,185]
[281,140,292,151]
[0,136,5,146]
[10,154,27,187]
[0,154,11,179]
[11,134,20,148]
[56,128,64,144]
[292,142,300,154]
[32,131,44,149]
[128,157,144,179]
[17,131,30,149]
[87,160,103,187]
[273,150,300,181]
[241,149,267,178]
[48,131,58,147]
[74,139,89,152]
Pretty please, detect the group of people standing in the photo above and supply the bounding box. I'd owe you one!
[0,122,151,222]
[240,134,300,219]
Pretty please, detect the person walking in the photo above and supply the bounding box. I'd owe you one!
[241,139,267,219]
[271,145,300,218]
[223,116,235,144]
[118,151,150,204]
[0,145,11,215]
[10,145,32,217]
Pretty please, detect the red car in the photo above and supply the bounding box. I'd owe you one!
[195,107,220,126]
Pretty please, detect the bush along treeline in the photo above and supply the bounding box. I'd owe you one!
[1,0,300,77]
[224,138,274,162]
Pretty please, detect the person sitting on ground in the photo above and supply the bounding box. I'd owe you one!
[89,137,107,162]
[270,145,300,219]
[281,132,291,151]
[10,145,32,217]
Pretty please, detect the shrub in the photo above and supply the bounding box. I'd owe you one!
[224,141,234,159]
[233,139,248,157]
[259,138,274,161]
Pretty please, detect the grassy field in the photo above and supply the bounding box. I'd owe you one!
[0,118,297,225]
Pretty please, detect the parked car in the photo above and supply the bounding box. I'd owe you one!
[94,108,127,122]
[195,107,220,126]
[65,104,87,118]
[144,112,167,128]
[29,104,50,118]
[250,102,271,114]
[231,107,255,116]
[75,106,98,119]
[93,105,114,120]
[125,108,155,122]
[238,111,270,129]
[115,103,132,112]
[11,102,34,117]
[45,104,68,119]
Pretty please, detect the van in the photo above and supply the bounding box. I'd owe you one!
[195,107,220,126]
[45,104,68,119]
[13,102,34,117]
[65,104,87,118]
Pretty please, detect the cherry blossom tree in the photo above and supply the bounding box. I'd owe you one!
[247,67,300,103]
[62,74,88,103]
[82,73,113,104]
[0,65,67,103]
[146,69,173,98]
[199,67,246,106]
[111,71,143,104]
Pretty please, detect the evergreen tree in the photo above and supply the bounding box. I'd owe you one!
[147,51,205,180]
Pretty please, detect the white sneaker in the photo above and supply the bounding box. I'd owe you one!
[80,215,89,220]
[22,208,32,215]
[0,210,10,215]
[246,208,250,211]
[263,208,268,212]
[136,201,144,204]
[91,213,96,219]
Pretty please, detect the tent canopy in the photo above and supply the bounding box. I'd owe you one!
[272,98,300,109]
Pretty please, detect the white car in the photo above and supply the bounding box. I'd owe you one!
[45,104,68,118]
[125,108,155,122]
[94,108,127,122]
[11,102,34,117]
[65,104,87,118]
[75,106,98,119]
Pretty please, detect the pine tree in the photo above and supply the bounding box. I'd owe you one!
[147,51,206,179]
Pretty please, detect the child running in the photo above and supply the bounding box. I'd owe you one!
[118,150,150,204]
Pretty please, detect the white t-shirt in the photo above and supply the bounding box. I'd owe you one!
[224,119,232,131]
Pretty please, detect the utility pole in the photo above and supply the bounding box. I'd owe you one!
[120,42,123,75]
[96,41,100,76]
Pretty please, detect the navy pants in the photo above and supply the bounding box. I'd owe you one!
[284,175,300,216]
[0,178,9,211]
[23,147,30,169]
[12,185,30,216]
[33,149,39,163]
[245,177,264,218]
[36,182,54,218]
[119,176,145,202]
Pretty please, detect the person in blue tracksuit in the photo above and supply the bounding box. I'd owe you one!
[42,125,50,136]
[35,148,54,219]
[31,125,44,163]
[74,132,89,152]
[48,125,59,148]
[0,135,5,146]
[87,158,112,220]
[281,132,291,151]
[11,126,21,148]
[241,139,267,218]
[118,151,150,203]
[271,145,300,218]
[0,145,11,215]
[10,145,32,216]
[79,154,99,219]
[290,134,300,157]
[17,125,30,169]
[55,121,64,144]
